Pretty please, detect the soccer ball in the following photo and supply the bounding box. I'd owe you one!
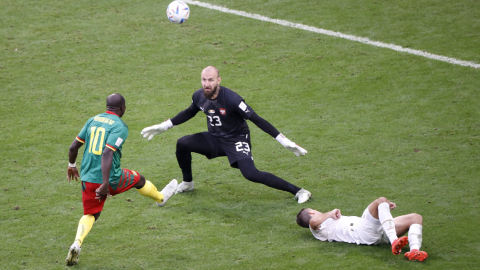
[166,1,190,24]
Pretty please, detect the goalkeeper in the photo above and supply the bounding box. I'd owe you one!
[141,66,312,203]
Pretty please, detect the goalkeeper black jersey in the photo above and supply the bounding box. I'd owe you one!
[191,86,253,137]
[171,86,280,138]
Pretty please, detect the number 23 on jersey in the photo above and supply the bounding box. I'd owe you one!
[207,115,222,126]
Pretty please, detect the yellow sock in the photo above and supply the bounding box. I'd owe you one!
[75,215,95,247]
[137,180,164,204]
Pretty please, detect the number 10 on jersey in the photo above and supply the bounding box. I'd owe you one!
[89,127,105,155]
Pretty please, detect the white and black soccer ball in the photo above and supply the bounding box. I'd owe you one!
[166,1,190,24]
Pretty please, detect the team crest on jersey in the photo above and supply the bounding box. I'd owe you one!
[219,108,226,115]
[208,109,215,114]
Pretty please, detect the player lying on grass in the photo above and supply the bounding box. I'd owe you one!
[141,66,311,203]
[296,197,428,262]
[65,93,178,266]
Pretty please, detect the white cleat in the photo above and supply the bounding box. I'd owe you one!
[156,179,178,207]
[294,188,312,204]
[175,181,194,194]
[66,241,81,266]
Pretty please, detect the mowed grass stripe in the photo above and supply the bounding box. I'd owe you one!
[184,0,480,69]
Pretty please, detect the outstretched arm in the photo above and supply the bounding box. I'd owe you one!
[248,112,280,138]
[170,104,199,126]
[67,139,83,182]
[141,103,199,141]
[249,112,307,157]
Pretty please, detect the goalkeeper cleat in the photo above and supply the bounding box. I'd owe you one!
[157,179,178,207]
[175,181,194,194]
[404,249,428,262]
[391,236,408,255]
[294,189,312,204]
[66,241,81,266]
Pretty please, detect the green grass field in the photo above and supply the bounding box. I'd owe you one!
[1,0,479,269]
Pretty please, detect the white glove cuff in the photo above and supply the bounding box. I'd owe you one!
[68,162,76,168]
[164,119,174,130]
[275,133,287,145]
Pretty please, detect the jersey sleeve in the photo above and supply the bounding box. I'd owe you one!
[105,124,128,152]
[171,100,199,125]
[237,100,254,119]
[76,118,93,143]
[309,221,330,242]
[248,112,280,138]
[228,91,254,119]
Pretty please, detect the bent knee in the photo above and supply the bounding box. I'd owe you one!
[134,175,146,189]
[176,136,189,149]
[411,213,423,225]
[375,197,389,204]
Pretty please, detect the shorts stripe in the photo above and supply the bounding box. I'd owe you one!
[123,171,129,188]
[129,172,134,187]
[118,174,124,189]
[127,172,133,187]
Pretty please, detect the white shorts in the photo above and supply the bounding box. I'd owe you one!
[354,208,388,245]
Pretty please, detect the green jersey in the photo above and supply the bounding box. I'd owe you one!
[76,111,129,184]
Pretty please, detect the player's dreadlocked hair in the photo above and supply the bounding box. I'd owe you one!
[296,208,312,228]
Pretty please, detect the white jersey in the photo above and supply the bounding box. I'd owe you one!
[310,216,362,244]
[310,209,389,245]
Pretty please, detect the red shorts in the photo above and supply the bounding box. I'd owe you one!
[82,169,141,215]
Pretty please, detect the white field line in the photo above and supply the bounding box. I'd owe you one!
[184,0,479,69]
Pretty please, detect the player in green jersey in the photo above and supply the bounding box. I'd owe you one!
[65,93,178,266]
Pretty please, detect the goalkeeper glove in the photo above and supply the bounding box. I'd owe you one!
[141,119,173,140]
[276,133,307,157]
